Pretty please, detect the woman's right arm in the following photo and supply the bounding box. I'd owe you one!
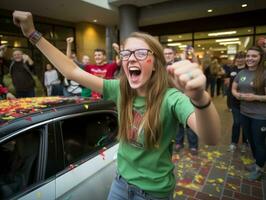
[13,11,103,93]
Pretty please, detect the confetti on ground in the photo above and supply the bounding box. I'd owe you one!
[240,156,254,165]
[172,122,265,199]
[226,183,238,191]
[176,190,183,196]
[195,174,204,184]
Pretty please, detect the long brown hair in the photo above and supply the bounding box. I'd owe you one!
[247,46,266,94]
[119,32,169,148]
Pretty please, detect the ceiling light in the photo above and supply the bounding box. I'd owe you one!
[241,4,247,8]
[167,39,173,42]
[167,43,181,46]
[220,55,228,58]
[197,44,201,47]
[215,38,239,42]
[211,48,227,51]
[93,19,98,23]
[207,9,213,13]
[208,31,236,36]
[179,45,187,48]
[219,41,241,45]
[1,40,8,44]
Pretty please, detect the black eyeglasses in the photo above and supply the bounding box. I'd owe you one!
[119,49,153,61]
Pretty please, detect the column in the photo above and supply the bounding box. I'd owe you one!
[119,5,139,42]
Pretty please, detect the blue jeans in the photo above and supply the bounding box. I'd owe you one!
[107,174,173,200]
[241,114,266,167]
[176,124,198,149]
[231,106,247,144]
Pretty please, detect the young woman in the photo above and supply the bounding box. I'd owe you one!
[13,11,221,199]
[232,46,266,180]
[227,52,248,152]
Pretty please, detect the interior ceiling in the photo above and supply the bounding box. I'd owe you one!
[0,0,265,26]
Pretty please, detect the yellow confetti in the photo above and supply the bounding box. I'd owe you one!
[227,183,238,191]
[176,190,183,196]
[217,178,224,183]
[195,175,204,183]
[84,104,89,109]
[208,179,215,183]
[2,116,15,120]
[240,156,254,165]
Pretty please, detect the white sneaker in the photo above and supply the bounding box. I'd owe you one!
[227,144,237,152]
[240,144,248,153]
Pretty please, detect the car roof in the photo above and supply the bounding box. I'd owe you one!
[0,96,116,137]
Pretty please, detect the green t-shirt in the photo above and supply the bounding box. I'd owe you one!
[103,79,194,198]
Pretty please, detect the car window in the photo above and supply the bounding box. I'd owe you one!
[60,112,118,165]
[0,128,41,199]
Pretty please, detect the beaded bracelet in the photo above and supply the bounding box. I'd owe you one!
[29,31,42,45]
[190,98,211,110]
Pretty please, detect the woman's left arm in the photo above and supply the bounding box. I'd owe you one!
[167,60,221,145]
[187,92,221,145]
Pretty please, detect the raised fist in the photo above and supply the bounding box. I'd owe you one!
[66,37,74,43]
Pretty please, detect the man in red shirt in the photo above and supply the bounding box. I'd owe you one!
[85,47,120,99]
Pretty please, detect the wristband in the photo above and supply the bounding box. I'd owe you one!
[29,31,42,45]
[190,98,211,109]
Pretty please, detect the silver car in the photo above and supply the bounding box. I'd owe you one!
[0,96,118,200]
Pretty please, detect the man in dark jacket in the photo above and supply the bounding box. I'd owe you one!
[9,50,35,98]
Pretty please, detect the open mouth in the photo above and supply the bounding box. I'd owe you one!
[129,67,141,77]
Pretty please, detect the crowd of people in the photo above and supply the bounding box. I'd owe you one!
[0,9,264,200]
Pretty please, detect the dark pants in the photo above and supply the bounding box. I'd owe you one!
[209,77,216,97]
[16,89,35,98]
[216,78,222,96]
[241,114,266,167]
[176,124,198,149]
[51,84,64,96]
[231,106,248,144]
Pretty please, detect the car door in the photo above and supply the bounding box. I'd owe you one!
[0,125,56,200]
[55,111,118,200]
[19,124,57,200]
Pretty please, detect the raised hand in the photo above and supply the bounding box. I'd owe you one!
[66,37,74,44]
[112,43,120,54]
[167,60,206,101]
[13,11,36,37]
[22,54,29,63]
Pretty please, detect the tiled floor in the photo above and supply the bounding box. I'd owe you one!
[172,96,265,200]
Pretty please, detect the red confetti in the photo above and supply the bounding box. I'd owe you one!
[68,164,76,170]
[178,178,193,185]
[10,113,23,117]
[25,117,32,121]
[99,147,107,160]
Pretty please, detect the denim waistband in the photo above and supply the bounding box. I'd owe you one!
[115,173,171,200]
